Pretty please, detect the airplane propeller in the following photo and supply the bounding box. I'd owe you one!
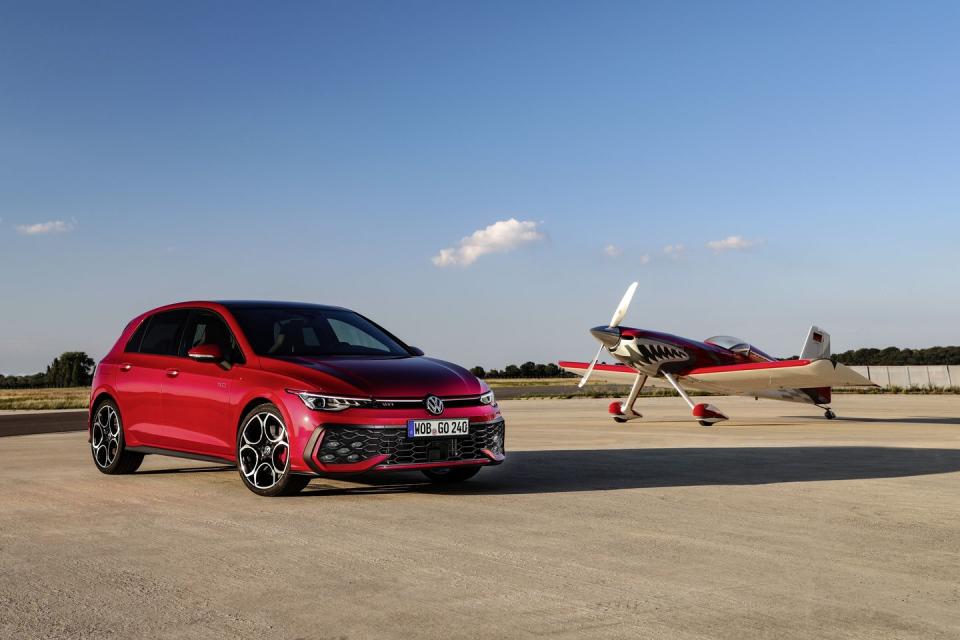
[577,281,638,388]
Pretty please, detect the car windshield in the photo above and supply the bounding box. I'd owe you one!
[229,306,411,357]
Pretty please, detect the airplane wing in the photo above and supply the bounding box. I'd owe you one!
[558,361,673,388]
[679,359,876,393]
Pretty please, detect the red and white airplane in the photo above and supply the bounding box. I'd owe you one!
[560,282,876,425]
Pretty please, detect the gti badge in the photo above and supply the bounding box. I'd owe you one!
[424,395,444,416]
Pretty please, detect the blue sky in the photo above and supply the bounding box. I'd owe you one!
[1,1,959,374]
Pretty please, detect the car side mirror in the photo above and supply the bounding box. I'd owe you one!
[408,346,424,356]
[188,344,224,362]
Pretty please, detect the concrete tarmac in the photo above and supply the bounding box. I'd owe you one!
[0,410,86,437]
[1,395,959,639]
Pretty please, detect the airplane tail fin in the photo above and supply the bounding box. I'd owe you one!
[800,326,831,360]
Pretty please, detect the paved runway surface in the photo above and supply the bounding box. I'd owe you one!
[0,410,86,437]
[2,396,959,639]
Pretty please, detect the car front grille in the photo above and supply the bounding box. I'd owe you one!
[370,396,487,410]
[316,420,505,467]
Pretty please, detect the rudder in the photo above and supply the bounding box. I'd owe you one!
[800,326,831,360]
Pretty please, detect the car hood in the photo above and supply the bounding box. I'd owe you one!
[267,355,483,398]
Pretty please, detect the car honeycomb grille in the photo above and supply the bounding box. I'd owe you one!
[316,420,505,466]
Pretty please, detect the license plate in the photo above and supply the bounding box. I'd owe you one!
[407,418,470,438]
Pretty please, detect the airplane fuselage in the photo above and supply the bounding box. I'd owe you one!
[592,326,766,378]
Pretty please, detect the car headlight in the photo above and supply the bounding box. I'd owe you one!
[291,391,372,412]
[479,390,496,405]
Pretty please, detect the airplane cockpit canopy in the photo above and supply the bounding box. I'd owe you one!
[704,336,776,362]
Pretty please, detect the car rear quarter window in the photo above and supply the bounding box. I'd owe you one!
[138,310,189,356]
[124,319,150,353]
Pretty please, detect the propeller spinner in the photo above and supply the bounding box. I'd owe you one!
[577,281,638,388]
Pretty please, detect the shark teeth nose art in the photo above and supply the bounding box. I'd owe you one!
[622,340,688,366]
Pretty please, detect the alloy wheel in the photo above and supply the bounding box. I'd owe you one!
[238,410,290,490]
[91,403,121,468]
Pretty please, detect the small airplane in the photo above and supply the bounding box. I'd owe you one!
[560,282,876,425]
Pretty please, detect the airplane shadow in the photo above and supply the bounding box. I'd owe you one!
[299,446,960,497]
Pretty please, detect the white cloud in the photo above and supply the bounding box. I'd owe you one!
[15,219,76,235]
[603,244,622,258]
[639,254,651,265]
[432,218,544,267]
[706,235,763,252]
[662,243,684,259]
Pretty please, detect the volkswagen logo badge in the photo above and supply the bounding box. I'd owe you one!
[424,395,444,416]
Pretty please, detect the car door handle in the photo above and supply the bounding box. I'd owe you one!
[165,369,180,378]
[119,363,133,372]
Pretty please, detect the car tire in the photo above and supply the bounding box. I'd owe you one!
[91,399,143,475]
[421,466,482,484]
[237,404,310,497]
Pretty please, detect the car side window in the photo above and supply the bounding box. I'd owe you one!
[180,310,245,364]
[124,319,150,353]
[139,310,189,356]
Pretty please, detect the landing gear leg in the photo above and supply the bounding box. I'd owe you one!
[611,374,646,423]
[662,372,729,426]
[816,404,836,420]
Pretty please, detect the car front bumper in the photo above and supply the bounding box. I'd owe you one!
[299,418,506,476]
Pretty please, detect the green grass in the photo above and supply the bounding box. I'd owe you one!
[834,385,960,395]
[0,387,90,410]
[485,377,579,388]
[500,387,703,400]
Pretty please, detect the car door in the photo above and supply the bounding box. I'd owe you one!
[114,309,189,448]
[161,309,238,458]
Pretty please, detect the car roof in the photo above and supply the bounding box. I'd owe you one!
[214,300,349,312]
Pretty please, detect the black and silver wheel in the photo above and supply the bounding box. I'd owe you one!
[91,400,143,474]
[421,466,482,484]
[237,404,310,497]
[824,409,836,420]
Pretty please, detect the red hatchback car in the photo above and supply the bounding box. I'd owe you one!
[89,301,505,496]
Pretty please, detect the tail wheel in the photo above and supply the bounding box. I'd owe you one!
[237,404,310,497]
[824,409,836,420]
[421,466,482,484]
[90,400,143,475]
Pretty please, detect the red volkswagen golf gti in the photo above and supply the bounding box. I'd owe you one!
[89,301,505,496]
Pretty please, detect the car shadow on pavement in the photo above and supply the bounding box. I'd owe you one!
[299,446,960,496]
[785,416,960,425]
[136,465,234,475]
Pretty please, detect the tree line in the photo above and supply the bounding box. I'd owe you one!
[470,362,577,379]
[832,346,960,366]
[3,347,959,389]
[0,352,96,389]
